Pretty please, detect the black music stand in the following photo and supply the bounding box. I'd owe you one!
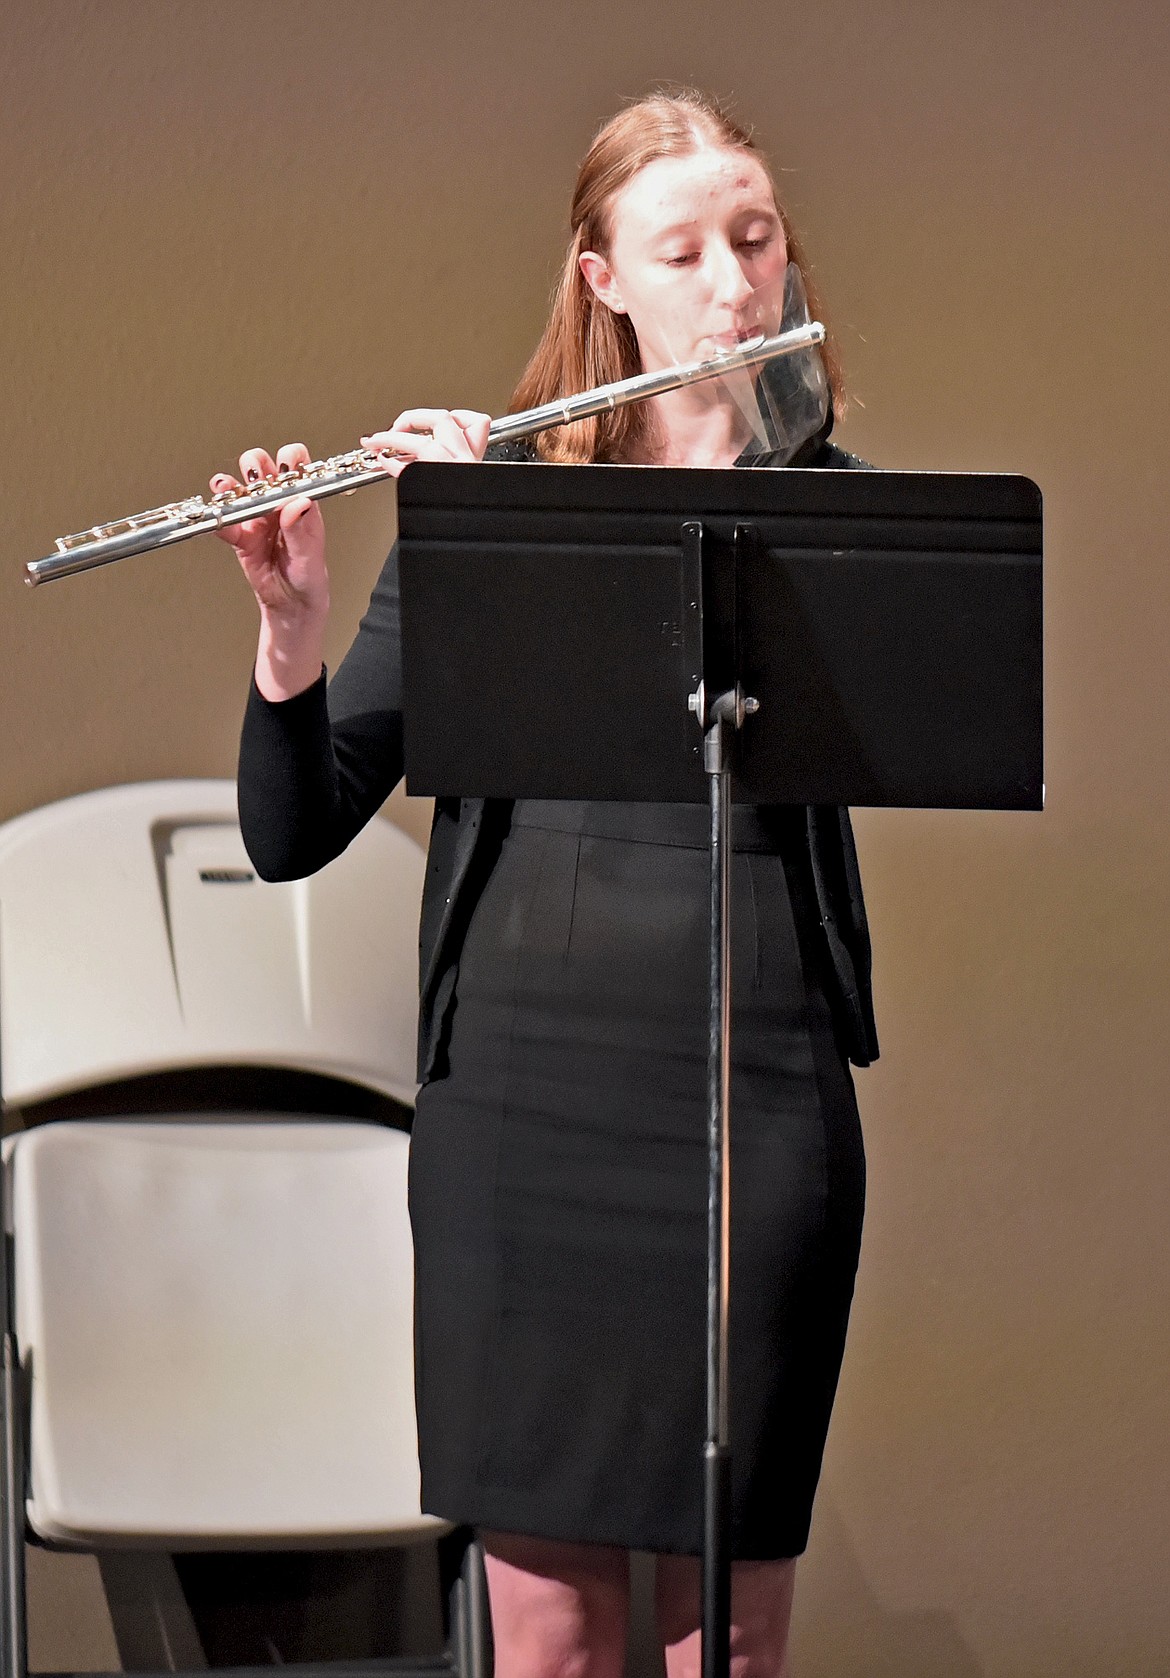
[397,460,1042,1678]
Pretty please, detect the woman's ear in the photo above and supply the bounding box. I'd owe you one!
[579,250,626,315]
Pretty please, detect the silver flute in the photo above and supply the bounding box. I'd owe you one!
[24,321,824,587]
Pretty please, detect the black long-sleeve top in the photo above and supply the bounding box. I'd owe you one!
[237,436,880,1079]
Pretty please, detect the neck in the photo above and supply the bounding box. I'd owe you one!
[627,383,757,468]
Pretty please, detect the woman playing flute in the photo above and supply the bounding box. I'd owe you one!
[220,88,876,1678]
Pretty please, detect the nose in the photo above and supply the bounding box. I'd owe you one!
[709,241,755,313]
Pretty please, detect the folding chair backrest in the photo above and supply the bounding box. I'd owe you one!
[0,781,425,1109]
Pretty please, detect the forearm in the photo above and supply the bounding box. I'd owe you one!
[237,545,407,880]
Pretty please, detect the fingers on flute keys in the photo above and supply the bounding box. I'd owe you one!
[208,443,312,548]
[272,446,317,532]
[239,442,311,482]
[360,408,491,476]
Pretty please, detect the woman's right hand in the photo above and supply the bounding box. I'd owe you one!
[212,442,330,701]
[212,442,329,619]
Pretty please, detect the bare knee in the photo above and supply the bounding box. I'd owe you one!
[655,1555,797,1678]
[481,1531,630,1678]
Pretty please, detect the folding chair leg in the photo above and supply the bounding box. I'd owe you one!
[96,1553,207,1672]
[439,1532,491,1678]
[1,1333,28,1678]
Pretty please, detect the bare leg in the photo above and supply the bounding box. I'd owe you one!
[655,1555,797,1678]
[480,1531,630,1678]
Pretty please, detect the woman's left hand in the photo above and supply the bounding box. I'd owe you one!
[361,408,491,477]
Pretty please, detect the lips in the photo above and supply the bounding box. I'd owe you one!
[710,328,767,352]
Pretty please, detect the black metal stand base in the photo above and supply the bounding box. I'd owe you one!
[702,1442,732,1678]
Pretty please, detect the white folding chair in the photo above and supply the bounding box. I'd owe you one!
[0,784,489,1678]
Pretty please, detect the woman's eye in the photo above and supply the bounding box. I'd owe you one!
[664,252,699,267]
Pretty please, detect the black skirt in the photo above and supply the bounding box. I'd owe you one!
[408,801,865,1560]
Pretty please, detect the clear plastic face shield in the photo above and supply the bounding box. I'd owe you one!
[741,263,831,462]
[646,264,830,465]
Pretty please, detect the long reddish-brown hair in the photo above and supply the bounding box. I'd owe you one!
[509,90,844,464]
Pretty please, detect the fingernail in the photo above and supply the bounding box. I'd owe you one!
[246,468,260,482]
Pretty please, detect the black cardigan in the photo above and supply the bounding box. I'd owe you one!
[237,437,880,1078]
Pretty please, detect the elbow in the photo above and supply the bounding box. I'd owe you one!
[236,777,338,883]
[240,830,336,884]
[248,855,309,885]
[237,804,332,882]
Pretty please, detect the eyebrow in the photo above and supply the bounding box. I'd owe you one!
[650,221,701,242]
[650,206,779,243]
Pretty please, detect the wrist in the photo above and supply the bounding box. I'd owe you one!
[255,610,328,703]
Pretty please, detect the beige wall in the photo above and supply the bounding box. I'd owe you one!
[3,2,1168,1673]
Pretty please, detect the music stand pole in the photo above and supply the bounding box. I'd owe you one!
[697,685,756,1678]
